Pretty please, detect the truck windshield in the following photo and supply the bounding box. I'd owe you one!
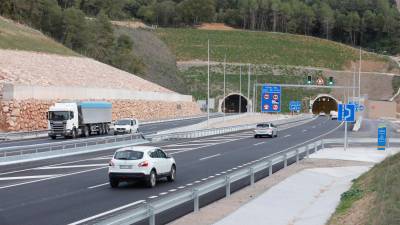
[49,111,70,121]
[115,120,131,125]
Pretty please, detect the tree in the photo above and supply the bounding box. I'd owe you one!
[319,2,334,39]
[177,0,216,25]
[87,10,115,62]
[61,7,89,50]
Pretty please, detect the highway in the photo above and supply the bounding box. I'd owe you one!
[0,117,345,225]
[0,114,222,149]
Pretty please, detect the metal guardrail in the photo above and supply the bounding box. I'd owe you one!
[0,130,49,141]
[0,133,143,159]
[95,137,399,225]
[146,115,313,142]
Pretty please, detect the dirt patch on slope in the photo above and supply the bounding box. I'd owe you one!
[197,23,235,31]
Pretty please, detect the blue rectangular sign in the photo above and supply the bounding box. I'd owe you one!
[377,126,387,150]
[289,101,301,111]
[338,104,355,122]
[261,85,281,113]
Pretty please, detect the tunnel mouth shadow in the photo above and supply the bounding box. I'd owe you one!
[312,95,338,114]
[221,94,248,113]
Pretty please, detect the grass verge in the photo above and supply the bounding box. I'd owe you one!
[328,152,400,225]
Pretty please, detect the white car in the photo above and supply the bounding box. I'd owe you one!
[114,118,139,135]
[254,123,278,138]
[108,146,176,188]
[319,111,326,116]
[330,110,338,120]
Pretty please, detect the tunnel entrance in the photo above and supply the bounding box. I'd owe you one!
[312,95,338,114]
[221,94,248,113]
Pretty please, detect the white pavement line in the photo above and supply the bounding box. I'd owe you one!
[186,183,193,186]
[302,129,307,132]
[160,192,168,195]
[0,174,61,181]
[68,200,145,225]
[178,186,185,189]
[202,178,208,181]
[194,180,201,183]
[164,143,213,147]
[36,164,107,170]
[284,134,291,138]
[148,196,158,199]
[0,166,107,190]
[253,142,266,146]
[169,189,177,192]
[88,182,109,189]
[216,173,221,176]
[164,148,195,152]
[199,154,221,161]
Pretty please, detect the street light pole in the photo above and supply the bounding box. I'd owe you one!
[358,47,362,103]
[223,54,226,120]
[239,65,242,114]
[207,39,210,126]
[247,64,251,113]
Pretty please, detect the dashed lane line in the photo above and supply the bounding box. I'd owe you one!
[88,182,109,189]
[199,154,221,161]
[253,141,266,146]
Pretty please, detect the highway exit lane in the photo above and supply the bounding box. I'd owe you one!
[0,117,340,225]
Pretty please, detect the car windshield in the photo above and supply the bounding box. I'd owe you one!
[114,150,143,160]
[115,120,131,125]
[49,111,69,121]
[256,124,269,128]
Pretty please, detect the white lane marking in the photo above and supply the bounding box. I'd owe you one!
[169,189,177,192]
[208,176,214,178]
[221,171,226,174]
[178,186,185,189]
[186,183,193,186]
[253,141,266,146]
[201,178,208,181]
[68,200,145,225]
[194,180,201,183]
[302,129,307,132]
[199,154,221,161]
[88,182,109,189]
[160,192,168,195]
[164,143,213,147]
[163,148,195,152]
[0,167,107,190]
[284,134,291,138]
[215,173,221,176]
[0,174,60,181]
[36,164,107,170]
[148,196,158,199]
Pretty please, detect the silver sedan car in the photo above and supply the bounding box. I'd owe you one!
[254,123,278,138]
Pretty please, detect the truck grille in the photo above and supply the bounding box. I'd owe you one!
[50,122,66,134]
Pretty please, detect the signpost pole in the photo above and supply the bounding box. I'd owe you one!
[247,64,250,112]
[344,121,348,151]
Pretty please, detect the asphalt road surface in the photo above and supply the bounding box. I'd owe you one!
[0,116,345,225]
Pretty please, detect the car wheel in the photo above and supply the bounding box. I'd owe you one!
[254,135,258,138]
[50,135,56,140]
[167,165,176,182]
[110,179,119,188]
[71,129,77,139]
[275,132,278,137]
[147,170,156,188]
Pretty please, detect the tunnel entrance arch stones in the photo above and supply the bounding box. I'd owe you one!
[219,93,252,113]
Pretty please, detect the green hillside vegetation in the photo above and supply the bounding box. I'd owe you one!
[182,65,327,112]
[157,28,388,70]
[0,17,78,56]
[328,152,400,225]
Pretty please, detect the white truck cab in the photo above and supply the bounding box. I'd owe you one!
[114,118,139,135]
[48,102,112,139]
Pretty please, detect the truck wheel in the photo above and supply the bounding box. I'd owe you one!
[83,126,89,137]
[71,129,77,139]
[50,135,56,140]
[105,124,109,134]
[109,178,119,188]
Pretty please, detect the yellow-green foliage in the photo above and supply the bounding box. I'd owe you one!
[157,28,387,70]
[0,17,78,56]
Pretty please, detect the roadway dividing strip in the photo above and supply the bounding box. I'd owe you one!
[199,154,221,161]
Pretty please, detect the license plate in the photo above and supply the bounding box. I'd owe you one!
[120,165,132,169]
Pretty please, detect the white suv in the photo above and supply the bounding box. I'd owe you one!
[108,146,176,188]
[114,118,139,135]
[254,123,278,138]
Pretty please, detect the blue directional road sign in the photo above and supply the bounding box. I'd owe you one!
[338,104,356,122]
[261,85,281,113]
[289,101,301,112]
[377,125,387,150]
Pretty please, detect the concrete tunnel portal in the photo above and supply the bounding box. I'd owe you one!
[312,94,338,114]
[221,94,249,113]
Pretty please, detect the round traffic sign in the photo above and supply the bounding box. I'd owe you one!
[263,104,269,110]
[273,104,279,111]
[263,93,270,100]
[273,94,279,100]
